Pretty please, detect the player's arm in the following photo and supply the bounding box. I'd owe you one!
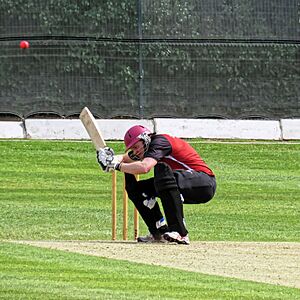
[97,135,169,173]
[96,149,156,174]
[119,157,157,174]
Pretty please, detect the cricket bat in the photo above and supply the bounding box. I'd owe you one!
[79,107,106,150]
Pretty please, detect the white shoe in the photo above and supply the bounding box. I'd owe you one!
[163,232,190,245]
[137,233,168,243]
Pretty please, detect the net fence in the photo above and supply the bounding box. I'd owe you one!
[0,0,299,119]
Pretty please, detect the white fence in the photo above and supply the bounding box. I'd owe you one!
[0,118,299,140]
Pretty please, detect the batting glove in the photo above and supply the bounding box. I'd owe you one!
[105,161,122,172]
[96,147,115,171]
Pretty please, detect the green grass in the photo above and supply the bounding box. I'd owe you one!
[0,139,299,299]
[1,242,299,300]
[0,140,299,242]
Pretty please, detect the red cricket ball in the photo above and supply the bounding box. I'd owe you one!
[20,40,30,49]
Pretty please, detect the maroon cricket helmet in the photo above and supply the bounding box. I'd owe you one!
[124,125,152,150]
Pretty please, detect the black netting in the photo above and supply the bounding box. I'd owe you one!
[0,40,140,118]
[0,0,299,119]
[0,0,138,38]
[141,43,300,119]
[142,1,300,41]
[1,0,299,40]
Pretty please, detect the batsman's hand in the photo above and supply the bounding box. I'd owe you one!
[96,147,115,171]
[105,160,122,172]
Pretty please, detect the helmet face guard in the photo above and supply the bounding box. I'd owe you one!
[139,132,151,153]
[124,125,152,151]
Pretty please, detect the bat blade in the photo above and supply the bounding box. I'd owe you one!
[80,107,106,150]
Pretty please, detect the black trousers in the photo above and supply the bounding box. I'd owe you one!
[125,174,167,236]
[125,164,216,236]
[173,169,216,204]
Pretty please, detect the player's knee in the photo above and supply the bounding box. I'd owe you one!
[185,185,216,204]
[200,179,216,203]
[202,185,216,203]
[154,162,177,193]
[200,190,214,203]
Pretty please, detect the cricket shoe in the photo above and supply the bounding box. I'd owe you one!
[137,233,168,243]
[163,232,190,245]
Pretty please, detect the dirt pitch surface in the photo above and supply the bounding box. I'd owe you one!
[16,240,300,288]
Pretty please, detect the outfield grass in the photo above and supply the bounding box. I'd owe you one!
[1,242,299,300]
[0,140,299,299]
[0,140,299,241]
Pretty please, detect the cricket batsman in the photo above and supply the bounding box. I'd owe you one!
[96,125,216,245]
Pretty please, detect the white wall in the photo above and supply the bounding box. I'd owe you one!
[0,119,299,140]
[281,119,300,140]
[24,119,154,140]
[154,119,282,140]
[0,121,24,138]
